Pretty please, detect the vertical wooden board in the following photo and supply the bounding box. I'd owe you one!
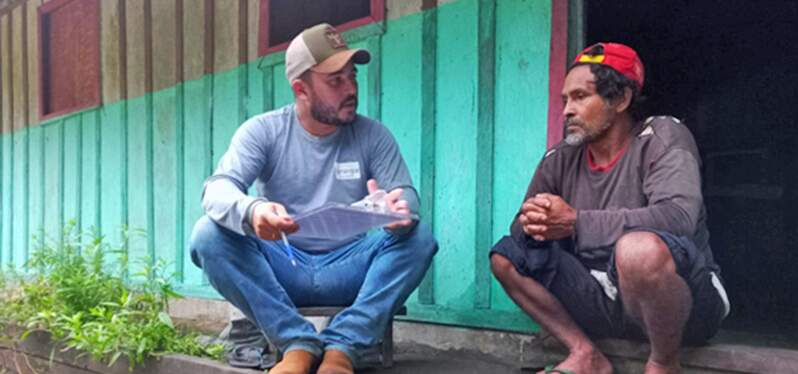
[211,68,243,166]
[101,0,122,103]
[432,0,479,308]
[247,0,259,63]
[182,77,212,286]
[349,39,372,120]
[126,95,150,269]
[0,9,7,260]
[490,0,551,311]
[245,60,264,118]
[99,104,127,249]
[125,0,148,98]
[473,0,496,310]
[416,8,438,305]
[151,0,177,91]
[2,15,12,134]
[62,117,82,227]
[379,13,423,194]
[182,0,205,82]
[27,0,40,124]
[27,125,44,252]
[379,13,425,305]
[270,63,292,108]
[80,111,100,232]
[1,134,12,265]
[152,88,179,275]
[213,0,240,73]
[43,123,63,244]
[12,6,27,130]
[12,129,28,269]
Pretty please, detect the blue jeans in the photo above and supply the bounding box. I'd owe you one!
[190,216,437,362]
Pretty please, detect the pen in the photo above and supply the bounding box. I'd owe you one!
[280,231,297,266]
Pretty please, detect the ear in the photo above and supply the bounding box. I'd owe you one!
[614,87,633,113]
[291,79,310,101]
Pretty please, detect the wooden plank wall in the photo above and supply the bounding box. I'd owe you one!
[0,0,556,332]
[0,0,261,279]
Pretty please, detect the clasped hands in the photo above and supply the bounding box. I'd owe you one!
[250,178,413,241]
[518,193,577,242]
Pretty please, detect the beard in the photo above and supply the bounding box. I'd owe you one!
[310,95,358,127]
[563,117,612,146]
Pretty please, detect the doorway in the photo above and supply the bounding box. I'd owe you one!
[583,0,798,345]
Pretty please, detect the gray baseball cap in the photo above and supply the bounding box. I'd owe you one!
[285,23,371,82]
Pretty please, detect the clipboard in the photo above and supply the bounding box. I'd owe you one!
[292,203,418,240]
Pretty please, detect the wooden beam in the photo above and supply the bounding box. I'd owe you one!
[151,0,177,91]
[125,0,147,98]
[213,0,239,73]
[26,0,38,124]
[247,0,259,63]
[417,6,437,305]
[11,3,26,129]
[366,36,381,121]
[546,0,570,148]
[101,0,123,103]
[1,14,12,133]
[182,0,205,81]
[474,0,495,310]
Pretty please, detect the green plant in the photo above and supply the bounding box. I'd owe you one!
[0,222,224,369]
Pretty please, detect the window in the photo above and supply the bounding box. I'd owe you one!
[259,0,385,56]
[38,0,100,119]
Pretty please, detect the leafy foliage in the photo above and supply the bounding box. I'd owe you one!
[0,222,224,369]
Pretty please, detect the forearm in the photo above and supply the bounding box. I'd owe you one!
[575,201,697,250]
[201,175,267,236]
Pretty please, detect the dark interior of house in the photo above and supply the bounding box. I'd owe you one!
[586,0,798,346]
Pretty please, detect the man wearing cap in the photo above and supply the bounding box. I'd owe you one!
[189,23,437,374]
[490,43,729,374]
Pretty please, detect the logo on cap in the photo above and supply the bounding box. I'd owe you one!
[325,28,346,49]
[577,54,605,64]
[573,42,644,90]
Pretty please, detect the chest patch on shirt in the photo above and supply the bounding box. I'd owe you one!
[334,161,361,180]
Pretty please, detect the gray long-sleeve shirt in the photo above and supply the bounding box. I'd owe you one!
[202,104,419,251]
[511,116,718,270]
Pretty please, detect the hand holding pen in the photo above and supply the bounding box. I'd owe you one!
[251,202,299,265]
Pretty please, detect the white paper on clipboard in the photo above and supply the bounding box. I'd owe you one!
[292,203,417,240]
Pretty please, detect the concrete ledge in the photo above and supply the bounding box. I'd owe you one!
[168,297,798,374]
[169,297,232,334]
[544,336,798,374]
[394,320,544,368]
[0,329,259,374]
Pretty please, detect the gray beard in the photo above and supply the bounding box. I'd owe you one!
[564,119,613,146]
[564,131,586,146]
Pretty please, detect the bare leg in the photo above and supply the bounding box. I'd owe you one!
[491,255,613,374]
[615,232,692,374]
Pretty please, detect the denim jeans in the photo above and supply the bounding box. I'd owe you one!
[190,216,437,363]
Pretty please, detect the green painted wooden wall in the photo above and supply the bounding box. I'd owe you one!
[0,0,553,333]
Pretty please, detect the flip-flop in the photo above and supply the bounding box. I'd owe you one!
[543,365,576,374]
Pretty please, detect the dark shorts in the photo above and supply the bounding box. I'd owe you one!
[490,229,730,344]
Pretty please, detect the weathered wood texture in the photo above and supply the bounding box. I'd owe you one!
[0,0,556,333]
[0,0,258,128]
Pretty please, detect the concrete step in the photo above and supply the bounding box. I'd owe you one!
[540,334,798,374]
[170,297,798,374]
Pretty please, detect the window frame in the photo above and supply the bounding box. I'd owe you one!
[37,0,101,121]
[258,0,386,56]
